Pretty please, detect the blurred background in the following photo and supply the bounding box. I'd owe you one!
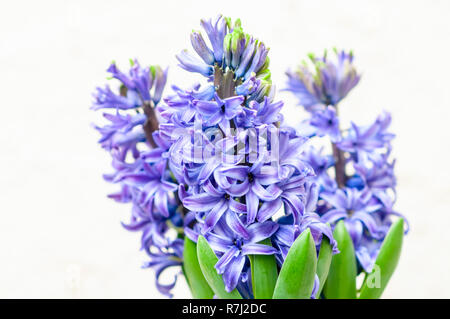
[1,0,449,298]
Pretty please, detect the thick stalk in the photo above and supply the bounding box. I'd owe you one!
[214,65,241,155]
[331,106,347,188]
[214,65,241,99]
[120,85,158,148]
[143,101,158,148]
[332,143,346,188]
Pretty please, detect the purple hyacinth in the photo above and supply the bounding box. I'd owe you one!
[285,49,360,112]
[173,17,335,293]
[92,59,188,296]
[286,49,408,273]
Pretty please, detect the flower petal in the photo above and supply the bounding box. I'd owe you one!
[183,192,220,212]
[247,221,279,243]
[257,198,283,222]
[222,254,246,293]
[225,211,250,239]
[215,246,240,274]
[245,190,259,225]
[242,243,277,255]
[203,200,228,233]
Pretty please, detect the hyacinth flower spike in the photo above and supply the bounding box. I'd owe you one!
[285,48,407,298]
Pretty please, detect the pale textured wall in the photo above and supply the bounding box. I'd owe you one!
[0,0,449,298]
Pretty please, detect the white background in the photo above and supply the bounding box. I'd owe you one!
[1,0,449,298]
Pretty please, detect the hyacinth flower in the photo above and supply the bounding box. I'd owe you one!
[286,49,408,298]
[171,15,338,298]
[285,49,360,112]
[91,60,186,297]
[92,16,406,300]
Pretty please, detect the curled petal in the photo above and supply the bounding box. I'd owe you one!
[215,246,240,274]
[257,198,282,222]
[252,182,282,201]
[241,243,277,255]
[206,232,233,252]
[183,192,221,212]
[203,200,228,233]
[247,221,279,243]
[225,211,250,239]
[223,254,246,293]
[245,190,259,225]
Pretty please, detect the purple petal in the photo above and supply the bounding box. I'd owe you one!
[203,180,225,197]
[215,246,240,274]
[225,211,250,239]
[257,198,282,222]
[198,160,221,184]
[121,219,150,231]
[194,100,221,116]
[223,254,246,293]
[320,190,347,209]
[352,211,383,239]
[155,190,169,217]
[252,182,282,201]
[321,208,347,224]
[345,219,363,246]
[203,200,228,233]
[242,243,277,255]
[119,173,152,184]
[305,183,319,213]
[227,180,250,197]
[214,169,231,189]
[282,192,305,223]
[247,221,279,243]
[206,232,233,253]
[219,165,249,180]
[274,225,294,246]
[245,190,259,225]
[229,200,247,214]
[183,192,220,212]
[254,166,281,185]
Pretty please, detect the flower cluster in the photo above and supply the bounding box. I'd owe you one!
[285,49,408,273]
[168,16,337,296]
[92,60,186,296]
[92,16,337,298]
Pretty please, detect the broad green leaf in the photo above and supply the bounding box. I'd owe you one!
[272,229,317,299]
[196,236,242,299]
[359,218,404,299]
[249,238,278,299]
[183,237,214,299]
[324,220,357,299]
[316,237,333,298]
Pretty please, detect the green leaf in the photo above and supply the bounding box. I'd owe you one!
[315,237,333,298]
[273,229,317,299]
[183,237,214,299]
[196,236,242,299]
[249,239,278,299]
[323,220,357,299]
[359,218,404,299]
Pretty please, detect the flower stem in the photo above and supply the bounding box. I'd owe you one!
[332,143,346,188]
[331,106,347,188]
[120,84,158,148]
[143,101,158,148]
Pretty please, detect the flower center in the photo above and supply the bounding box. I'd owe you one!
[233,238,243,249]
